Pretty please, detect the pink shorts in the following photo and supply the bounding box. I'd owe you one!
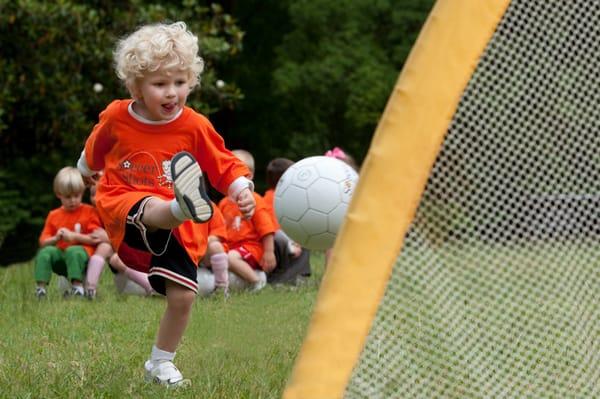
[230,245,260,269]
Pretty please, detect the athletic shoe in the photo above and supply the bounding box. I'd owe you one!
[251,277,267,292]
[85,288,96,300]
[35,287,47,299]
[65,286,85,298]
[144,360,191,388]
[170,151,213,223]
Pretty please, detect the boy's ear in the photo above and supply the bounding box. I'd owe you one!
[128,83,141,101]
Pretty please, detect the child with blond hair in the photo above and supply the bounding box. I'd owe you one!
[219,150,276,291]
[76,21,254,387]
[34,167,103,298]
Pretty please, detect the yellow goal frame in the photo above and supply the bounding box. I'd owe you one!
[283,1,511,397]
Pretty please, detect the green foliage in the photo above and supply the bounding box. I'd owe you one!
[0,171,30,248]
[0,0,244,258]
[224,0,433,178]
[271,0,435,162]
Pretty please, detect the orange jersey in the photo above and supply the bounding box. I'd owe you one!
[263,188,280,229]
[208,204,227,243]
[39,204,102,257]
[218,192,275,262]
[83,100,250,264]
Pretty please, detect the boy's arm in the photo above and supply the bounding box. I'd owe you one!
[59,229,102,246]
[39,213,61,247]
[39,233,63,247]
[77,105,116,179]
[259,233,276,272]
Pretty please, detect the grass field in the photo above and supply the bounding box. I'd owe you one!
[0,253,325,398]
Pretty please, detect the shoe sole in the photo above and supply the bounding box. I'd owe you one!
[171,152,213,223]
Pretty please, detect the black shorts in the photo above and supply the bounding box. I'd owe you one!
[124,197,198,295]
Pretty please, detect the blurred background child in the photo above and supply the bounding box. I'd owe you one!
[325,146,359,171]
[219,150,275,291]
[34,166,103,298]
[196,201,229,296]
[83,178,114,299]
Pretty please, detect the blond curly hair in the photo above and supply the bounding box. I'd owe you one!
[114,21,204,93]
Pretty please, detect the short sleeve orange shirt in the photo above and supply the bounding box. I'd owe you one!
[83,100,250,264]
[262,188,280,229]
[39,204,102,257]
[218,192,275,262]
[208,204,227,243]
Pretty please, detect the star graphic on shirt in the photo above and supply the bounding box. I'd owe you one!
[122,160,131,169]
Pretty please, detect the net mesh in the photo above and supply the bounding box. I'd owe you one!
[346,1,600,397]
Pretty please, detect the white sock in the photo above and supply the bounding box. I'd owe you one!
[211,253,229,288]
[151,345,175,363]
[169,199,187,221]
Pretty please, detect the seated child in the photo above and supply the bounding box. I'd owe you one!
[109,249,154,296]
[219,150,275,291]
[201,203,229,294]
[34,166,103,298]
[263,157,311,284]
[84,179,114,299]
[325,146,359,171]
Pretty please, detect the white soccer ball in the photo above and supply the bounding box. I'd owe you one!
[274,156,359,251]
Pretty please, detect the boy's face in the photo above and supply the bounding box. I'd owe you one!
[57,192,83,212]
[132,68,192,122]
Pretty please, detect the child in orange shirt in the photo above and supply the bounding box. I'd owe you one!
[219,150,275,291]
[264,157,312,284]
[196,202,229,296]
[76,22,255,387]
[34,167,103,298]
[204,203,229,293]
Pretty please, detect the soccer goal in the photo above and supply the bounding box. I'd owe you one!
[284,0,600,397]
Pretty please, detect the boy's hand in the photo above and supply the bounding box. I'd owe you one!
[236,188,255,219]
[260,250,276,273]
[83,173,100,188]
[58,228,74,242]
[90,228,109,243]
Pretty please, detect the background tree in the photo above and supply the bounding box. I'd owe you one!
[224,0,434,177]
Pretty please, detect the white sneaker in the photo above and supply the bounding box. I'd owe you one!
[144,360,191,388]
[171,151,213,223]
[35,286,47,299]
[251,274,267,292]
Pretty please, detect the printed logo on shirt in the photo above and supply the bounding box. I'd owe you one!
[117,151,173,189]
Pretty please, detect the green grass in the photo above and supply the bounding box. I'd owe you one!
[0,253,325,398]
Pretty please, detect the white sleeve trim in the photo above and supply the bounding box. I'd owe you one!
[77,151,96,177]
[228,176,254,200]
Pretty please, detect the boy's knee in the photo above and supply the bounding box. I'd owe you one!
[207,240,224,255]
[166,282,196,307]
[64,245,86,258]
[37,245,61,259]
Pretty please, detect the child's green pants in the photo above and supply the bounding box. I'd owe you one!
[34,245,88,283]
